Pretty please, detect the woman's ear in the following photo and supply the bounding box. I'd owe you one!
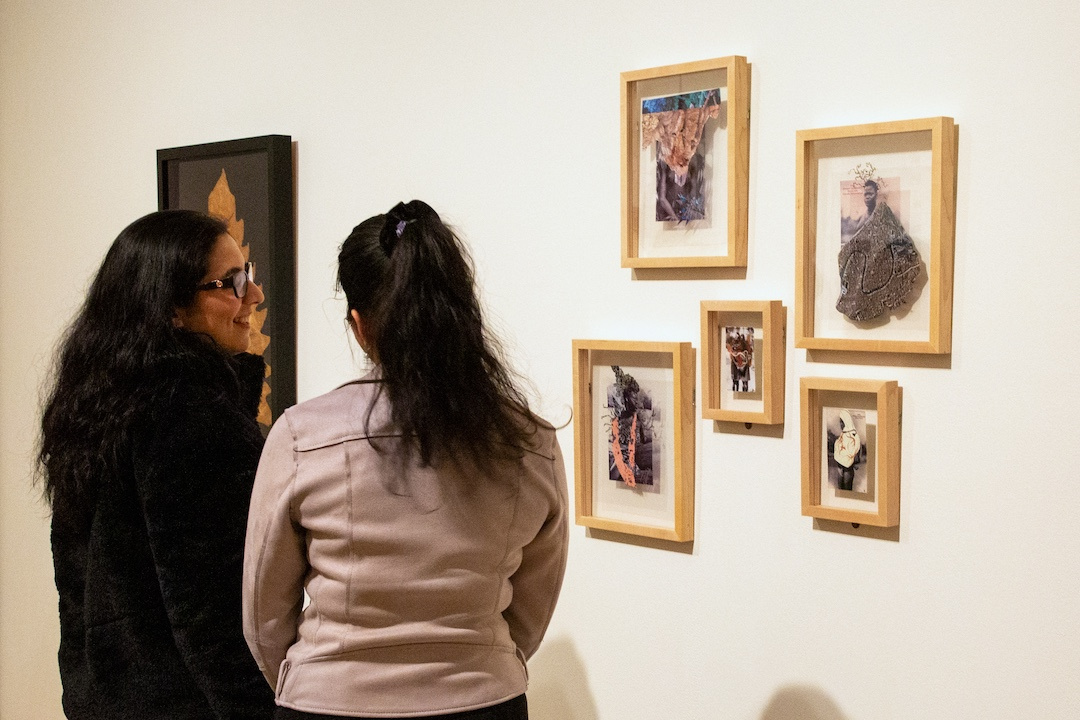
[348,309,363,343]
[172,309,185,328]
[349,310,371,356]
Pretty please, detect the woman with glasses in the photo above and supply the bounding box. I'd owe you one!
[243,200,568,720]
[40,209,275,719]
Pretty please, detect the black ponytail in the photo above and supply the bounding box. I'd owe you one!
[337,200,536,468]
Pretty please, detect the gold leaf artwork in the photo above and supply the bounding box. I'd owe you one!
[208,170,273,427]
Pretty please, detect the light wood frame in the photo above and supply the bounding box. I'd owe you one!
[700,300,786,424]
[800,377,901,527]
[572,340,695,541]
[795,116,957,354]
[621,56,750,269]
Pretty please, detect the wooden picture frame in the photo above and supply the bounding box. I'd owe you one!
[800,377,901,527]
[795,117,957,354]
[158,135,295,427]
[572,340,695,541]
[621,56,750,269]
[700,300,786,424]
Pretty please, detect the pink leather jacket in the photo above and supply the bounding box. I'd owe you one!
[243,375,568,717]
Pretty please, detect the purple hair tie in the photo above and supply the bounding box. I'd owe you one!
[395,220,407,238]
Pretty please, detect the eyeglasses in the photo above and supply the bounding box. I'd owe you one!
[196,262,256,299]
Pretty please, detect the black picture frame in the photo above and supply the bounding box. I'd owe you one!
[157,135,295,427]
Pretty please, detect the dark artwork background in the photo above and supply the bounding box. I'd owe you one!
[168,153,271,278]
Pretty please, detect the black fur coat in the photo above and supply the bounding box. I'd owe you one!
[50,351,275,719]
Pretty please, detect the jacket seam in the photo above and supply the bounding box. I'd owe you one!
[494,476,525,626]
[523,449,568,655]
[296,432,403,453]
[341,442,354,649]
[250,411,300,650]
[287,639,519,664]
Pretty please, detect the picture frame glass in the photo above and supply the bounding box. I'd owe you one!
[634,68,729,259]
[812,131,934,343]
[590,356,677,530]
[818,390,878,513]
[716,311,764,414]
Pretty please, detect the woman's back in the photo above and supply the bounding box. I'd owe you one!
[244,375,568,717]
[245,200,568,719]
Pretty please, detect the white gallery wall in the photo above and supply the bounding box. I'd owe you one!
[2,1,1078,718]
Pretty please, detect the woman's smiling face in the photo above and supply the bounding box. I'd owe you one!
[174,234,264,354]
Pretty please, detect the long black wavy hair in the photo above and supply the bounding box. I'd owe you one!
[338,200,537,468]
[39,210,236,508]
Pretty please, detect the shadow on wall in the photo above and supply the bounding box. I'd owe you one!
[760,685,849,720]
[527,635,599,720]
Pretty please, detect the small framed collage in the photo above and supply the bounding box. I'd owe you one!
[572,340,696,541]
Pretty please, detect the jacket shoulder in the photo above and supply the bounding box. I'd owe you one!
[277,380,389,452]
[518,416,560,463]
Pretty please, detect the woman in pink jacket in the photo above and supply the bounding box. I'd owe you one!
[243,200,568,720]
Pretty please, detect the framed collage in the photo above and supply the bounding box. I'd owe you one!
[795,117,957,354]
[700,300,786,424]
[572,340,696,541]
[800,377,902,527]
[621,56,750,269]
